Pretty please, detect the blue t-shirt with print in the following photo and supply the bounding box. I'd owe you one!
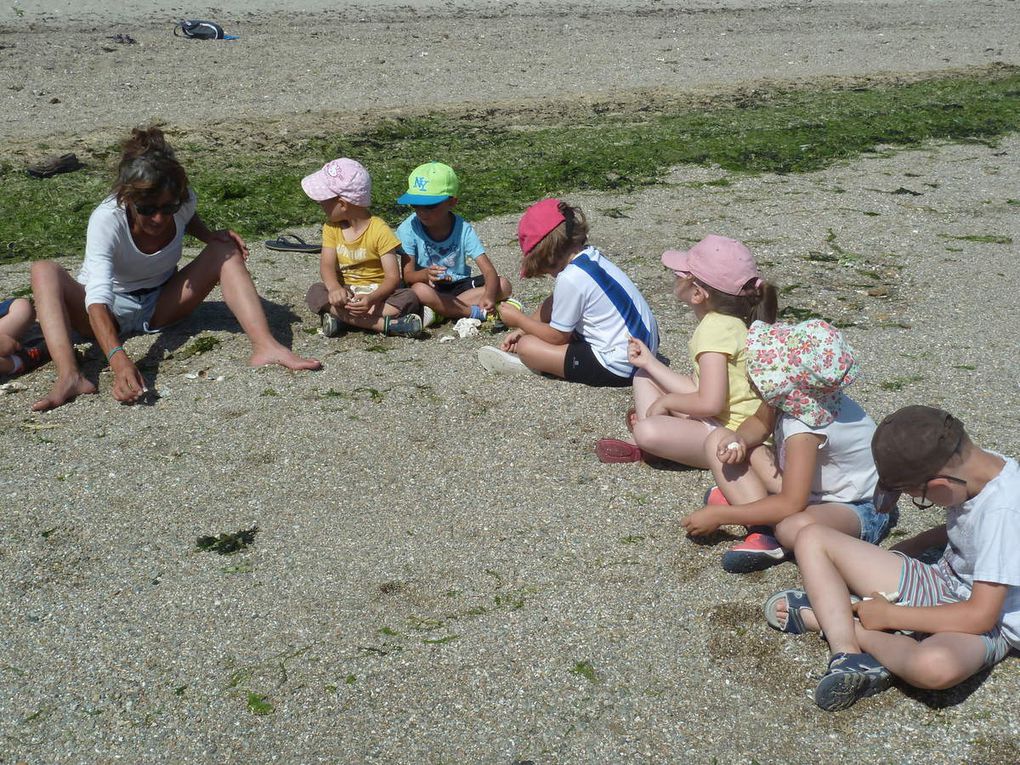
[396,213,485,282]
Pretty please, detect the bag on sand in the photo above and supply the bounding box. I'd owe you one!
[174,20,236,40]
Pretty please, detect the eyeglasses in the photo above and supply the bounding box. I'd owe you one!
[133,200,182,217]
[906,474,968,509]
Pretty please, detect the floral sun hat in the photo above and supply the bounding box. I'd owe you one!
[745,318,860,427]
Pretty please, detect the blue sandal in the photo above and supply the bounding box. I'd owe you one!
[764,588,814,634]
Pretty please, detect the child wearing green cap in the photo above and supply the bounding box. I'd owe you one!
[396,162,512,326]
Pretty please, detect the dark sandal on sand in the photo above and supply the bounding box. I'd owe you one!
[764,589,814,634]
[264,233,321,253]
[595,438,642,463]
[26,153,84,179]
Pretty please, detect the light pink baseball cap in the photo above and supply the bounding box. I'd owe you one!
[301,158,372,207]
[517,198,566,255]
[661,234,762,296]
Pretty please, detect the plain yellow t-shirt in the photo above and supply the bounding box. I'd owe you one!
[322,216,401,287]
[688,311,760,431]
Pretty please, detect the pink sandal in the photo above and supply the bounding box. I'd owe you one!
[595,438,642,463]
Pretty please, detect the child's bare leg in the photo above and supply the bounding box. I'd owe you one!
[30,261,97,411]
[632,415,715,468]
[793,524,903,655]
[514,335,568,376]
[856,628,988,689]
[703,427,780,504]
[775,502,861,549]
[0,297,35,341]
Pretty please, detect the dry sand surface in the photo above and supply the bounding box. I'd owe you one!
[1,1,1019,763]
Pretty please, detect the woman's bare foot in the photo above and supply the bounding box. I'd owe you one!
[32,374,97,411]
[249,345,321,371]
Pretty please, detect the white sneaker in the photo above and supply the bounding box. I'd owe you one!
[421,306,441,328]
[477,346,531,375]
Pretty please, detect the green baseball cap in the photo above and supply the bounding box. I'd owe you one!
[397,162,459,205]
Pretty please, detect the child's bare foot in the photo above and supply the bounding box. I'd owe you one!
[249,345,321,371]
[626,406,638,433]
[32,374,97,411]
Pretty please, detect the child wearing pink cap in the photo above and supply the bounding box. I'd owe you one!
[477,199,658,386]
[301,158,423,337]
[596,235,778,477]
[681,319,896,573]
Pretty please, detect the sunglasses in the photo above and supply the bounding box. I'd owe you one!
[133,200,182,217]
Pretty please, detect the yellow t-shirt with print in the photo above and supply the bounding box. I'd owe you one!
[688,311,760,431]
[322,216,401,287]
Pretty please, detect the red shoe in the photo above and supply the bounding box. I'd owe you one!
[17,344,49,373]
[702,486,730,506]
[595,438,642,463]
[721,531,788,574]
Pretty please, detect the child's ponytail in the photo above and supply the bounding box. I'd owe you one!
[700,276,779,327]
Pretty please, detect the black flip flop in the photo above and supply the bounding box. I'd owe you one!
[264,233,321,253]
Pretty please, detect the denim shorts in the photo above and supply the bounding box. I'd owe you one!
[110,283,167,335]
[843,498,898,545]
[893,552,1013,669]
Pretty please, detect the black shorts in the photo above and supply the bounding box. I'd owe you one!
[434,275,485,297]
[563,339,632,387]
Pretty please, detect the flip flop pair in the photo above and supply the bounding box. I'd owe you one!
[264,233,321,253]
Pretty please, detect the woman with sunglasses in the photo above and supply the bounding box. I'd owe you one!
[30,127,320,411]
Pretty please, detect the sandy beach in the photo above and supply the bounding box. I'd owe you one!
[1,2,1019,763]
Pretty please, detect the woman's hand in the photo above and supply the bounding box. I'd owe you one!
[110,355,147,404]
[210,229,249,260]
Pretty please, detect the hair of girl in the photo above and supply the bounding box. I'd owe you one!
[696,277,779,327]
[112,127,189,207]
[521,202,589,278]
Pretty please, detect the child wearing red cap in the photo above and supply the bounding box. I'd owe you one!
[476,199,658,386]
[302,158,423,338]
[765,405,1019,711]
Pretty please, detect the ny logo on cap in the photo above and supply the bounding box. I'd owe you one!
[413,176,429,191]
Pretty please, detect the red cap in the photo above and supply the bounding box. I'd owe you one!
[518,198,565,255]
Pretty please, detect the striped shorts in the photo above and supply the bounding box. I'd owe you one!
[894,552,1013,668]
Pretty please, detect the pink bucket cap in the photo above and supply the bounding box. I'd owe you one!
[518,198,566,255]
[301,158,372,207]
[661,234,762,296]
[745,319,860,428]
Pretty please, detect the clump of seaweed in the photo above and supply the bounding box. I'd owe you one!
[196,526,258,555]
